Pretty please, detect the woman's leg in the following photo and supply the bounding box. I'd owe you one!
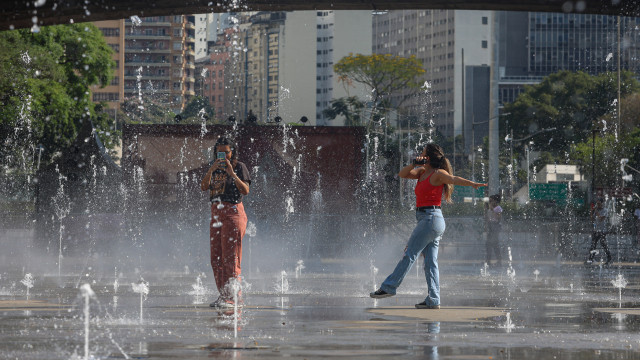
[380,212,430,294]
[422,236,440,305]
[219,203,248,299]
[210,205,224,293]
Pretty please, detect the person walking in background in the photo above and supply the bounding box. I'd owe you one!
[370,143,486,309]
[485,194,503,267]
[201,137,251,309]
[586,199,612,265]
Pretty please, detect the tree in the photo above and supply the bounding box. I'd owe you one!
[322,96,364,126]
[179,96,215,123]
[120,98,176,124]
[0,24,116,169]
[333,53,425,125]
[501,70,640,157]
[571,127,640,190]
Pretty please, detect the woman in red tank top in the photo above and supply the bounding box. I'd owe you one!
[371,144,486,309]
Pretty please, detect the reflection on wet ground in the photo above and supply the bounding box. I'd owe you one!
[2,260,640,359]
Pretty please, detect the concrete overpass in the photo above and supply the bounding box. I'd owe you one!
[3,0,640,31]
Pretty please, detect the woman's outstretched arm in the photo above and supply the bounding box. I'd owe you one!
[432,169,486,189]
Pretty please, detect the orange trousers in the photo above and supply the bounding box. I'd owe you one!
[210,202,247,299]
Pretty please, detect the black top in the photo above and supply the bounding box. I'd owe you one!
[209,161,251,204]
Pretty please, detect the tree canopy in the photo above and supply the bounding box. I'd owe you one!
[501,70,640,156]
[0,24,116,169]
[322,96,365,126]
[334,53,425,110]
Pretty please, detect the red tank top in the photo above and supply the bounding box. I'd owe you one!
[415,171,444,207]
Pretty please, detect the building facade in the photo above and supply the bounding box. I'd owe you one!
[91,19,126,116]
[216,11,371,126]
[372,10,493,138]
[123,15,197,112]
[498,12,640,108]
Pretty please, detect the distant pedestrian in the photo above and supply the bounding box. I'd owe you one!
[200,137,251,309]
[586,199,612,265]
[485,194,503,267]
[370,143,486,309]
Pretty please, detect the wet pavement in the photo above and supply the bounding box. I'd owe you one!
[2,258,640,359]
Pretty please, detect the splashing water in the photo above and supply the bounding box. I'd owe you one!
[506,247,516,284]
[131,279,149,324]
[130,15,142,26]
[20,273,34,301]
[500,312,516,333]
[370,261,379,291]
[533,269,540,282]
[79,284,96,360]
[480,263,490,278]
[295,260,305,279]
[611,274,628,307]
[277,271,289,294]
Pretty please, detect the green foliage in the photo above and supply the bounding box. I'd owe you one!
[334,53,425,111]
[120,98,176,124]
[323,96,364,126]
[570,127,640,189]
[179,96,215,122]
[0,24,116,168]
[501,70,640,156]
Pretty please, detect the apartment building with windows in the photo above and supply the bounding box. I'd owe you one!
[123,15,197,112]
[220,11,371,125]
[91,19,126,116]
[373,10,493,138]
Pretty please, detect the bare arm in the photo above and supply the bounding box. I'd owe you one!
[398,163,425,180]
[200,160,223,191]
[225,159,250,195]
[432,169,486,189]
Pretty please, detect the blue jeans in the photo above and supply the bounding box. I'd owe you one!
[380,209,446,306]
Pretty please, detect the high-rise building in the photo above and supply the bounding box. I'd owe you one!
[194,13,215,59]
[220,11,372,126]
[372,10,493,138]
[498,12,640,106]
[195,28,234,120]
[123,15,197,112]
[91,20,125,116]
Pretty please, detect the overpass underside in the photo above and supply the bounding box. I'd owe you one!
[2,0,640,31]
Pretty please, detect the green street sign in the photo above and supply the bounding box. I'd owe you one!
[529,183,567,201]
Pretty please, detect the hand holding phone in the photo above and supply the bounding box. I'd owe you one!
[217,151,227,168]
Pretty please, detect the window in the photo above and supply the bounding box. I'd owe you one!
[481,40,488,48]
[482,16,488,25]
[173,42,182,50]
[219,82,223,89]
[99,28,120,37]
[92,92,120,101]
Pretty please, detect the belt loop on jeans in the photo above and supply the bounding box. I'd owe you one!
[417,206,441,211]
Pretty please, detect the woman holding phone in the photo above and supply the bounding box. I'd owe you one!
[370,143,486,309]
[200,137,251,309]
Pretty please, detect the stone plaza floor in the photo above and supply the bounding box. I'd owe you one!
[2,254,640,360]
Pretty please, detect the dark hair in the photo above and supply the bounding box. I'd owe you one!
[215,137,238,163]
[424,143,453,203]
[489,194,501,203]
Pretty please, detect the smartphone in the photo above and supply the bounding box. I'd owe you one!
[217,151,226,168]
